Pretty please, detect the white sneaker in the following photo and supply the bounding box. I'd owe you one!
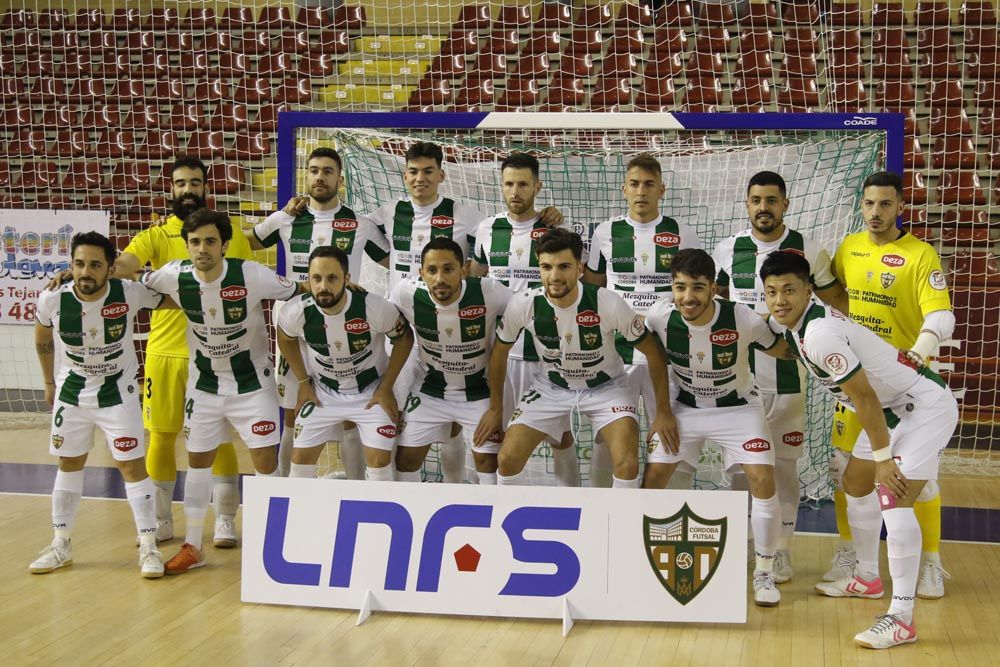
[29,538,73,574]
[773,549,793,584]
[854,614,917,649]
[323,470,348,480]
[917,560,950,599]
[213,516,238,548]
[753,571,781,607]
[815,568,885,598]
[822,545,857,582]
[138,544,165,579]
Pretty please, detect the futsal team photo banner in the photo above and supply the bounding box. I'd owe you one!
[242,478,748,624]
[0,209,110,325]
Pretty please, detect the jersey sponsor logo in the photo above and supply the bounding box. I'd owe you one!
[742,438,771,452]
[611,405,636,413]
[221,285,248,301]
[377,424,398,438]
[430,215,454,229]
[709,329,738,346]
[823,352,849,375]
[113,437,139,452]
[880,272,895,289]
[929,269,947,290]
[881,254,905,268]
[653,232,681,248]
[783,431,804,446]
[252,420,277,435]
[530,227,548,241]
[332,218,358,232]
[459,305,487,320]
[576,310,600,326]
[102,302,128,318]
[345,318,370,334]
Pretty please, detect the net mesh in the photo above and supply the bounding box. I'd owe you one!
[0,0,997,477]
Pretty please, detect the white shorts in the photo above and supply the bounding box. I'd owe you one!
[626,363,656,429]
[398,392,502,454]
[762,392,807,461]
[294,384,396,451]
[49,390,145,462]
[183,386,281,452]
[647,401,775,472]
[508,375,639,444]
[851,381,958,481]
[503,358,543,424]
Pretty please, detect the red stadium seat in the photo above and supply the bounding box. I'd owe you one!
[498,76,542,107]
[0,162,9,189]
[645,52,683,78]
[256,53,294,77]
[744,2,779,27]
[925,79,965,109]
[960,0,998,24]
[989,139,1000,170]
[219,7,256,30]
[916,26,952,51]
[310,31,350,56]
[39,105,77,129]
[230,132,270,159]
[535,2,572,28]
[2,78,27,102]
[165,103,206,131]
[783,2,821,24]
[109,162,152,191]
[829,79,867,110]
[560,54,596,77]
[650,27,688,57]
[566,29,604,55]
[18,161,60,191]
[146,8,180,31]
[233,79,271,104]
[239,31,274,56]
[493,4,532,30]
[214,52,249,78]
[693,27,732,55]
[175,52,210,79]
[25,79,67,105]
[202,31,234,53]
[947,253,1000,287]
[968,51,1000,79]
[136,131,180,160]
[9,130,47,157]
[332,5,366,30]
[49,130,88,158]
[903,171,928,205]
[483,28,519,54]
[454,5,491,30]
[94,130,136,159]
[159,33,193,52]
[74,9,104,31]
[589,76,633,107]
[781,54,818,77]
[80,104,118,130]
[546,76,586,106]
[50,32,80,53]
[296,6,332,29]
[828,51,865,79]
[929,108,973,135]
[872,51,913,79]
[474,53,508,79]
[523,30,561,55]
[731,78,772,108]
[0,104,33,127]
[739,29,774,55]
[110,7,142,30]
[121,104,161,130]
[209,103,249,132]
[697,2,737,24]
[601,53,640,77]
[828,2,864,24]
[258,7,294,30]
[24,53,55,77]
[185,131,226,159]
[607,28,646,55]
[913,1,951,26]
[685,77,724,105]
[873,81,916,110]
[136,52,171,79]
[10,31,40,54]
[687,52,726,77]
[154,80,189,102]
[635,76,677,108]
[35,194,74,209]
[937,171,986,205]
[428,54,467,77]
[829,28,861,51]
[918,51,961,78]
[904,136,926,168]
[513,53,552,77]
[871,2,909,26]
[192,80,229,103]
[441,30,478,56]
[38,9,68,30]
[777,78,820,108]
[657,1,694,27]
[277,78,311,104]
[455,78,496,107]
[411,78,453,106]
[735,52,773,78]
[576,4,614,27]
[616,2,653,27]
[872,27,910,49]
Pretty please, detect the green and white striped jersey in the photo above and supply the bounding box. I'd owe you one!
[781,302,947,421]
[253,204,390,282]
[586,214,702,365]
[276,290,407,395]
[713,227,837,395]
[497,282,647,390]
[369,195,482,292]
[143,258,299,396]
[645,298,779,409]
[390,276,513,402]
[36,279,163,408]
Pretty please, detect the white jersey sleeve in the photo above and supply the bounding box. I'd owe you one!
[141,260,182,297]
[123,280,165,311]
[483,277,515,313]
[605,289,647,342]
[496,291,530,345]
[802,320,862,383]
[275,294,306,338]
[252,210,294,247]
[585,220,610,273]
[678,220,704,249]
[473,216,493,265]
[35,289,57,327]
[366,293,409,340]
[737,302,780,349]
[245,261,299,301]
[809,243,838,290]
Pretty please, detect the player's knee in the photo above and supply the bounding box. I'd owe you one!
[118,458,148,482]
[842,464,873,497]
[472,451,498,473]
[553,431,575,450]
[58,454,88,472]
[496,447,525,476]
[365,447,391,469]
[743,466,776,498]
[916,479,939,502]
[291,445,322,466]
[394,447,424,473]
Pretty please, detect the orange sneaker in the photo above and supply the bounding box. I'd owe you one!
[164,543,205,575]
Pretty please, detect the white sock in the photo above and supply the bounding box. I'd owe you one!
[255,468,279,477]
[441,434,466,483]
[552,442,580,487]
[589,443,613,488]
[773,458,800,550]
[365,464,393,481]
[52,469,84,541]
[183,467,213,550]
[340,428,365,480]
[497,469,528,486]
[478,472,497,485]
[395,468,422,483]
[125,477,157,545]
[612,474,640,488]
[847,490,883,579]
[751,493,781,573]
[883,507,921,620]
[730,471,753,545]
[289,463,318,479]
[278,426,294,477]
[212,474,240,519]
[153,479,175,523]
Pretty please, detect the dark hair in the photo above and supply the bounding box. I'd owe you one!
[182,208,233,243]
[420,236,464,265]
[308,245,349,274]
[670,248,716,283]
[747,170,787,197]
[862,171,904,196]
[405,141,444,168]
[168,155,208,181]
[308,147,343,171]
[501,152,539,178]
[759,250,812,284]
[626,153,662,178]
[535,227,584,261]
[70,231,116,266]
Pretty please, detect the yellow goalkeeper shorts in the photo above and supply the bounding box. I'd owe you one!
[142,354,188,434]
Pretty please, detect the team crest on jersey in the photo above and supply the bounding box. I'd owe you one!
[866,271,873,283]
[641,252,650,265]
[583,331,599,346]
[445,327,455,338]
[515,247,525,259]
[51,435,63,449]
[659,254,673,269]
[294,423,303,438]
[696,352,706,363]
[335,237,350,250]
[715,350,734,366]
[508,408,523,424]
[880,272,895,289]
[464,324,482,338]
[334,340,343,351]
[351,338,367,352]
[835,419,845,436]
[929,270,947,291]
[643,504,727,606]
[88,327,98,339]
[107,323,125,340]
[183,426,191,438]
[277,384,285,397]
[226,305,245,320]
[209,307,218,319]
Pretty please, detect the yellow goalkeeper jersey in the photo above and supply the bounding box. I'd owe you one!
[832,230,951,349]
[123,214,254,358]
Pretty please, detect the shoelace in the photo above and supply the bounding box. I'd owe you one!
[832,547,856,567]
[752,572,774,590]
[869,614,902,634]
[923,562,952,583]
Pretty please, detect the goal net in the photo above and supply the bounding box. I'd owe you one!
[288,112,885,499]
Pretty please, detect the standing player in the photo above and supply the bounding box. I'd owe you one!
[471,152,579,486]
[31,233,168,577]
[276,246,413,480]
[713,171,847,583]
[390,238,513,483]
[761,250,958,649]
[250,147,390,478]
[142,210,302,574]
[476,228,677,490]
[644,249,790,607]
[584,154,702,487]
[828,172,955,598]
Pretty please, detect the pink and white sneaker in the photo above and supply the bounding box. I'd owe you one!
[855,614,917,649]
[815,569,884,598]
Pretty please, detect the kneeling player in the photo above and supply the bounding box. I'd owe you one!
[643,249,790,607]
[31,232,171,578]
[276,246,413,480]
[761,250,958,649]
